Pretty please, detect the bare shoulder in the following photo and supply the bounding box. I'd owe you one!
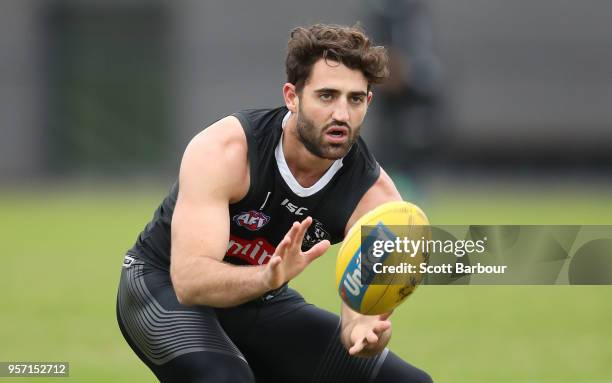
[344,168,403,235]
[179,116,249,203]
[186,116,246,160]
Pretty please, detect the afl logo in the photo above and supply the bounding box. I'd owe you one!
[233,210,270,231]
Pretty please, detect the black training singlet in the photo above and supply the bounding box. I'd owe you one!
[128,106,380,271]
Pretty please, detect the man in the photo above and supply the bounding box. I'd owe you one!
[116,24,432,383]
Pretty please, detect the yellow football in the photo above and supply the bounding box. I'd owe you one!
[336,200,429,315]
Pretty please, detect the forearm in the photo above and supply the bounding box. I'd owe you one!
[171,255,270,308]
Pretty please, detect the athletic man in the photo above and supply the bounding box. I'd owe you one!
[116,24,432,383]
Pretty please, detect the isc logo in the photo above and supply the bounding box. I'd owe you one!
[281,198,308,216]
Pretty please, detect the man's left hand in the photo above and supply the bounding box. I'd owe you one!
[341,311,392,357]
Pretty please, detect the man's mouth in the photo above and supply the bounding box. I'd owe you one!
[325,125,349,143]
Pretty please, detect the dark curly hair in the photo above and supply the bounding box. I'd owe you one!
[285,24,389,92]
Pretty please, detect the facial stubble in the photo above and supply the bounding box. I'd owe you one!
[295,104,361,160]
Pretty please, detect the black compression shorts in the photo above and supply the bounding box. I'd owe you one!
[116,256,432,383]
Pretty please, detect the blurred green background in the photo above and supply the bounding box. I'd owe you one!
[2,177,611,383]
[2,1,612,382]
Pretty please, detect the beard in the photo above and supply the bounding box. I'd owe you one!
[295,105,361,160]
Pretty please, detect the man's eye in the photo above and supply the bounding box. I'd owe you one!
[351,96,365,104]
[320,93,332,101]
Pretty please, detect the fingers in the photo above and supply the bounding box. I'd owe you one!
[373,320,391,335]
[269,253,282,266]
[279,217,329,266]
[269,237,288,271]
[349,339,365,355]
[347,316,392,355]
[286,216,312,251]
[365,330,379,344]
[349,332,378,356]
[285,221,300,243]
[379,310,394,321]
[304,239,331,263]
[283,216,313,249]
[293,216,312,247]
[274,234,293,259]
[265,253,284,290]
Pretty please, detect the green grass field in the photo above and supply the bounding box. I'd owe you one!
[1,177,611,382]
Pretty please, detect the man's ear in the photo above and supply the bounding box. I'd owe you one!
[283,83,299,113]
[367,91,373,105]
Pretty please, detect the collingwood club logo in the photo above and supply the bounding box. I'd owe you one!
[302,218,330,249]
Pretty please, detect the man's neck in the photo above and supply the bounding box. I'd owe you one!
[282,114,336,188]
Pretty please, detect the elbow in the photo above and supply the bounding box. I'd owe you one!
[174,283,195,307]
[170,262,196,306]
[170,255,229,308]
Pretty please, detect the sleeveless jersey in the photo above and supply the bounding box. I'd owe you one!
[128,106,380,271]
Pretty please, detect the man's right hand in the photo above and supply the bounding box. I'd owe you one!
[262,216,331,290]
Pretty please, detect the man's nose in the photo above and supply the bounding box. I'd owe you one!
[331,100,350,123]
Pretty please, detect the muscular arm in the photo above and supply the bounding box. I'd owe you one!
[340,168,403,356]
[170,117,329,308]
[344,168,402,235]
[170,117,270,307]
